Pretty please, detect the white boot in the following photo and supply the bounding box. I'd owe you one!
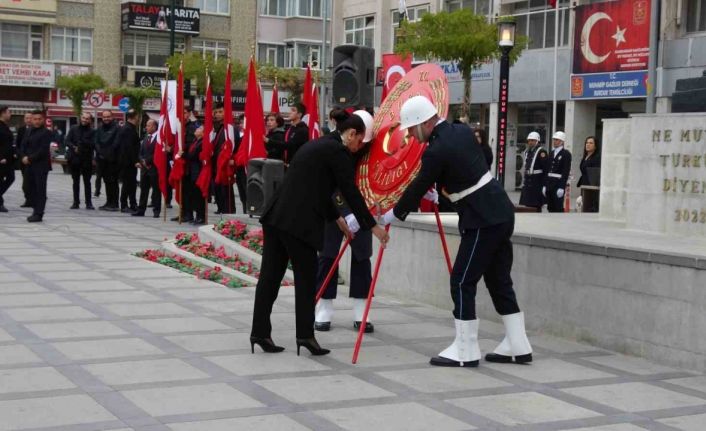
[352,298,374,333]
[430,319,480,367]
[315,299,334,331]
[486,312,532,363]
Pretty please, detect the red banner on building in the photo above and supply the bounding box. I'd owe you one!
[381,53,412,103]
[572,0,650,74]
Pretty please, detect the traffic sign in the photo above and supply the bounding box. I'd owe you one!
[118,97,130,112]
[87,91,104,108]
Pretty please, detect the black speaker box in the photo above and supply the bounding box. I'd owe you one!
[332,45,375,108]
[247,158,285,216]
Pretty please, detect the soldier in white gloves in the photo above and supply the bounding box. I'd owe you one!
[380,96,532,367]
[543,131,572,212]
[315,110,378,333]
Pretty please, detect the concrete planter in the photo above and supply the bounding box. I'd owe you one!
[161,240,258,287]
[197,224,295,283]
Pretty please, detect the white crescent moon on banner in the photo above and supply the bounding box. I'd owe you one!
[581,11,612,65]
[385,65,407,89]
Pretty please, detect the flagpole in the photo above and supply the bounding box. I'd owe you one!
[164,65,170,223]
[551,0,559,135]
[205,65,209,226]
[178,59,184,225]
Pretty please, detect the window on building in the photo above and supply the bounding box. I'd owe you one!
[344,15,374,48]
[51,27,92,63]
[192,39,228,61]
[296,43,320,68]
[258,43,285,67]
[445,0,490,15]
[194,0,229,14]
[687,0,706,32]
[123,33,184,68]
[512,0,570,49]
[0,23,42,60]
[260,0,287,16]
[392,5,429,61]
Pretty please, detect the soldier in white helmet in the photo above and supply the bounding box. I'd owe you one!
[519,131,548,211]
[543,131,572,212]
[381,95,532,368]
[315,109,377,334]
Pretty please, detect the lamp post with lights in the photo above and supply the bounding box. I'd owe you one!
[495,20,516,187]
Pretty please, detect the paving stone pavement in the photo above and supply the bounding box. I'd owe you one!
[0,171,705,431]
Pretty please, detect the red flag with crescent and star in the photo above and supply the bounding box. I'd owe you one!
[196,73,213,199]
[572,0,651,74]
[381,53,412,103]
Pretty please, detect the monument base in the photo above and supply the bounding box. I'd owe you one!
[228,213,706,372]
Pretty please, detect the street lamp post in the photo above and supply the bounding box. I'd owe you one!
[495,21,516,187]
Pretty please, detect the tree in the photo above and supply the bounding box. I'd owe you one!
[55,73,106,116]
[395,10,527,119]
[167,53,246,93]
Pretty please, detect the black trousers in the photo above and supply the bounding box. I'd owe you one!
[0,168,15,207]
[70,164,92,205]
[27,167,48,216]
[450,221,520,320]
[214,182,235,214]
[546,186,564,213]
[252,225,318,339]
[184,177,204,220]
[138,169,161,215]
[119,166,137,210]
[94,160,102,195]
[20,164,31,203]
[316,227,372,300]
[99,160,119,207]
[235,167,247,213]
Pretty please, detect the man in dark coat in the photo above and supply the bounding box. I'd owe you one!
[283,103,309,165]
[21,110,52,222]
[95,111,120,211]
[543,131,572,213]
[382,96,532,368]
[0,106,15,212]
[519,131,548,212]
[211,102,236,214]
[183,125,205,224]
[15,112,32,207]
[250,115,389,356]
[132,119,161,218]
[117,110,140,212]
[65,112,96,209]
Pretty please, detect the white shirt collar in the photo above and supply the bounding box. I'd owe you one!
[553,145,563,155]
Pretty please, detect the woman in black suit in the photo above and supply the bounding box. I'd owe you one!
[264,113,286,161]
[250,115,390,356]
[577,136,601,187]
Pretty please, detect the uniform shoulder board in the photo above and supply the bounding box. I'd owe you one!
[540,151,546,158]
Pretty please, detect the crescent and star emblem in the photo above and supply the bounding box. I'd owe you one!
[581,12,612,64]
[385,65,406,90]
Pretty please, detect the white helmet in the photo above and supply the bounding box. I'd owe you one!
[399,95,437,130]
[527,131,541,142]
[552,131,566,142]
[352,110,374,143]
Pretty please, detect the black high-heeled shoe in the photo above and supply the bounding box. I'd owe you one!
[296,337,330,356]
[250,337,285,353]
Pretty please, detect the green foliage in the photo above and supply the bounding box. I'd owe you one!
[395,10,527,116]
[106,87,159,118]
[55,73,106,116]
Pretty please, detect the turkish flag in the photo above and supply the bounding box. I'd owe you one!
[235,57,267,167]
[196,74,213,199]
[381,53,412,103]
[308,84,320,140]
[573,0,651,74]
[215,62,235,186]
[155,83,171,199]
[548,0,556,7]
[270,80,279,114]
[169,63,185,204]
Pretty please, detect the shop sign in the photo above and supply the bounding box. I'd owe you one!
[0,61,55,88]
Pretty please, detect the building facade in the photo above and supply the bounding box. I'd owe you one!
[0,0,256,133]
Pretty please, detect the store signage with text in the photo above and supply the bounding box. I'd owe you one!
[121,2,200,35]
[0,61,55,88]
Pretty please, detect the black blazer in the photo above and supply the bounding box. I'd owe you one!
[284,121,308,164]
[577,154,601,187]
[0,121,14,172]
[24,127,52,172]
[185,137,202,180]
[95,121,119,162]
[265,127,286,160]
[480,143,493,168]
[260,131,376,250]
[394,121,514,230]
[545,147,572,189]
[117,122,140,169]
[140,134,158,170]
[65,124,95,168]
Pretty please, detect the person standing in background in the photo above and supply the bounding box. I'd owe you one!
[543,131,571,213]
[519,131,548,212]
[117,110,140,213]
[133,119,161,218]
[21,110,52,223]
[15,113,33,207]
[0,106,15,213]
[65,112,96,210]
[95,111,120,211]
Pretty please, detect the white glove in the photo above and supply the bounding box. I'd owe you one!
[542,186,546,197]
[344,214,360,234]
[557,188,565,198]
[381,208,396,226]
[423,188,439,204]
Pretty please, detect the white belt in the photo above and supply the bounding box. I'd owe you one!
[527,169,543,175]
[547,173,562,178]
[447,172,492,203]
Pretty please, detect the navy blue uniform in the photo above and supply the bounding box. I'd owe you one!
[393,121,520,321]
[544,147,571,213]
[519,145,548,210]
